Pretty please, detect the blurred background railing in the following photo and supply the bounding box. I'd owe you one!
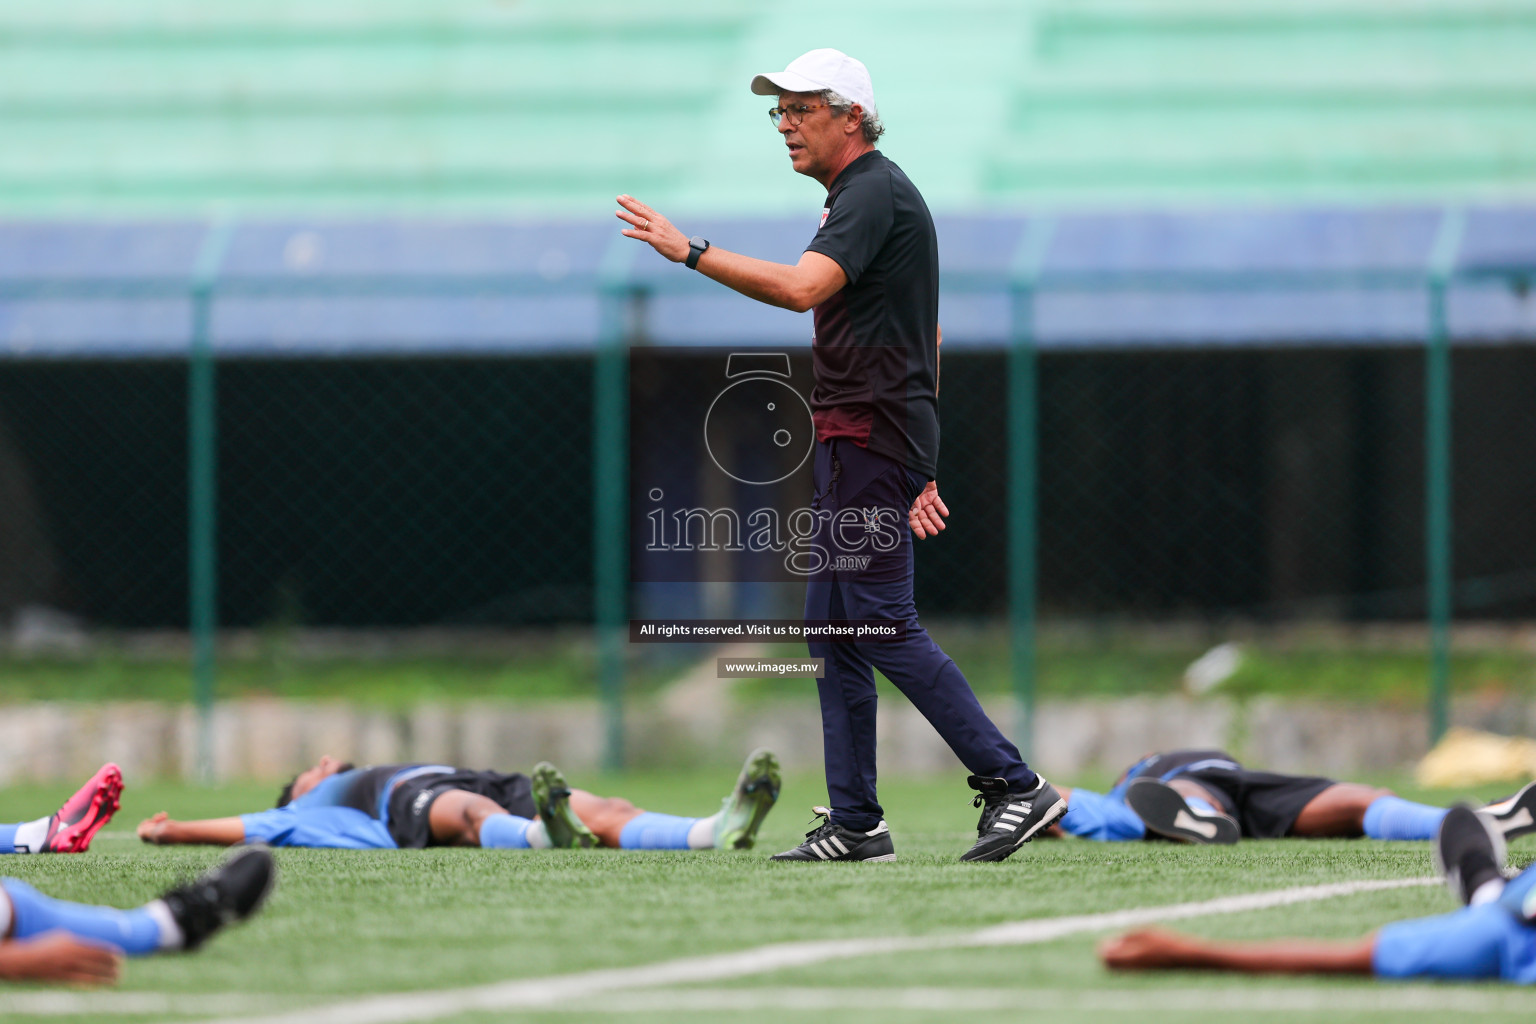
[6,0,1536,779]
[4,208,1536,771]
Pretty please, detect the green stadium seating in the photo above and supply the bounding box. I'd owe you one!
[990,2,1536,201]
[1,0,1532,214]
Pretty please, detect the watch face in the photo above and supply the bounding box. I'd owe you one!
[703,375,813,485]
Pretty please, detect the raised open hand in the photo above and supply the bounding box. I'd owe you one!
[615,195,690,263]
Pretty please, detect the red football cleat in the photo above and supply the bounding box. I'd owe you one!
[43,763,124,853]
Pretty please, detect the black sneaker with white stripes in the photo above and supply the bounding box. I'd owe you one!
[959,774,1068,862]
[770,806,896,862]
[1480,779,1536,842]
[1436,804,1508,906]
[1124,777,1240,845]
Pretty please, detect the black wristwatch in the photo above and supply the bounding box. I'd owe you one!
[686,236,710,270]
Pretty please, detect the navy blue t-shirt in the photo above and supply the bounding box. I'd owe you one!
[805,150,941,479]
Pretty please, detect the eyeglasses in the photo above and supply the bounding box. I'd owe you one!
[768,102,828,128]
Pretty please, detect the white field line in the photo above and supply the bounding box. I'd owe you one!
[181,875,1437,1024]
[0,992,293,1017]
[12,981,1536,1020]
[545,984,1536,1015]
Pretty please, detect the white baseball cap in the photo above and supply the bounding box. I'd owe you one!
[750,48,877,119]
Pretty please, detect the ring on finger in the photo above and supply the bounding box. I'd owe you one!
[641,219,650,231]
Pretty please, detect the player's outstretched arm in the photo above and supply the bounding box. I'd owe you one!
[616,195,845,312]
[1101,928,1375,975]
[0,932,122,986]
[137,812,245,846]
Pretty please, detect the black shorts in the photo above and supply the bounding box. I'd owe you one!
[1178,767,1336,839]
[384,770,536,849]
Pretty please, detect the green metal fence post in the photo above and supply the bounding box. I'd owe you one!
[188,218,235,782]
[1425,208,1465,747]
[1007,217,1056,763]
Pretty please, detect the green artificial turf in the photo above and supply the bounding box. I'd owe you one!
[1,772,1535,1022]
[0,649,645,707]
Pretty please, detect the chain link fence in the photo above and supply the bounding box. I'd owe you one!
[0,354,595,633]
[0,359,187,628]
[217,356,593,629]
[3,210,1536,767]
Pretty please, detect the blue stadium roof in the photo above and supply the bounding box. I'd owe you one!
[2,206,1534,357]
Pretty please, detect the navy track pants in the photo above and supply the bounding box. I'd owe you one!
[804,438,1036,831]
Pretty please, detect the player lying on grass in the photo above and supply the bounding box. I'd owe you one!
[1102,805,1536,982]
[0,846,274,985]
[137,750,781,852]
[1,763,123,854]
[1049,748,1536,845]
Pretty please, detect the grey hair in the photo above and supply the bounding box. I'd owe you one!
[820,89,885,144]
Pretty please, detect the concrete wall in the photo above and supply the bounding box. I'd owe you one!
[3,694,1530,784]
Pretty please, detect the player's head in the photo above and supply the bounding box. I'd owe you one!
[276,755,356,807]
[750,49,883,181]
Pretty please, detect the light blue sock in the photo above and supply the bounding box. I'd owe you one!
[618,812,699,850]
[1059,788,1146,842]
[478,814,536,849]
[1364,795,1448,840]
[0,824,17,854]
[1187,796,1220,816]
[0,878,163,956]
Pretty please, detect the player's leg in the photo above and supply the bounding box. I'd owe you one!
[1124,777,1239,844]
[0,763,123,855]
[822,450,1059,861]
[427,789,553,849]
[565,791,641,847]
[1291,782,1398,837]
[568,749,782,850]
[812,578,883,828]
[771,578,896,862]
[1266,771,1495,842]
[1276,782,1450,840]
[1,877,165,955]
[422,765,601,851]
[808,437,886,837]
[839,476,1033,794]
[0,846,272,956]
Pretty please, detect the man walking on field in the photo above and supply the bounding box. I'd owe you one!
[618,48,1065,862]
